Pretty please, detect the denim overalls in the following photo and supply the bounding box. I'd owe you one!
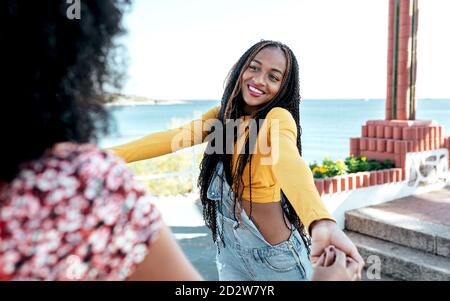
[206,161,313,281]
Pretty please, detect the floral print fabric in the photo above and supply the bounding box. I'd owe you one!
[0,143,162,280]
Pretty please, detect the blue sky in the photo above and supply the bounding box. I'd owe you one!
[121,0,450,100]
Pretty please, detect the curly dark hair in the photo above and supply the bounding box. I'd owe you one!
[0,0,131,182]
[198,40,310,250]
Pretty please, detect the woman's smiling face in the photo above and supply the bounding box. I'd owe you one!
[240,47,287,114]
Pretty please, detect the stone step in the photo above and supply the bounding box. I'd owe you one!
[345,231,450,281]
[345,207,450,258]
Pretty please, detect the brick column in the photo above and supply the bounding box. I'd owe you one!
[349,0,450,176]
[386,0,418,121]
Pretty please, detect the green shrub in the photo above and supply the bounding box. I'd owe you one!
[382,159,395,169]
[312,156,396,179]
[310,157,347,178]
[344,156,360,173]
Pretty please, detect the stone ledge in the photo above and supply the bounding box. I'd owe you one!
[345,207,450,257]
[345,231,450,281]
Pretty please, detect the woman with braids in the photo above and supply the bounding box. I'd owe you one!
[111,40,364,280]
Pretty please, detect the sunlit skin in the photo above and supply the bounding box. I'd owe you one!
[241,47,287,115]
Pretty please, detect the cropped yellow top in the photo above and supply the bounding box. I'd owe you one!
[110,106,335,233]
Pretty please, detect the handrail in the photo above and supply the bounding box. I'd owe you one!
[409,0,418,120]
[391,0,401,120]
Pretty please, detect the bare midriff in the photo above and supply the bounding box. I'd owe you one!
[240,198,292,246]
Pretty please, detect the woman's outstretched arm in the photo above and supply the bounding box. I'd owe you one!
[110,106,220,163]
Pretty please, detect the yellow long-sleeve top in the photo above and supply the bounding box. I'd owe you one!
[111,106,335,234]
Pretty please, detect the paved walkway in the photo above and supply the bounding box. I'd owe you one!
[151,193,219,279]
[373,186,450,226]
[171,225,219,280]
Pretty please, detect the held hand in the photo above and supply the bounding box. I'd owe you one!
[311,246,360,281]
[310,220,365,280]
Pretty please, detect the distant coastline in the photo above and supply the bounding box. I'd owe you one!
[106,94,189,106]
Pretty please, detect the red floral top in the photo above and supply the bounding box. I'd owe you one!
[0,143,162,280]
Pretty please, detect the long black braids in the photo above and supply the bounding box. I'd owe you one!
[198,40,310,252]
